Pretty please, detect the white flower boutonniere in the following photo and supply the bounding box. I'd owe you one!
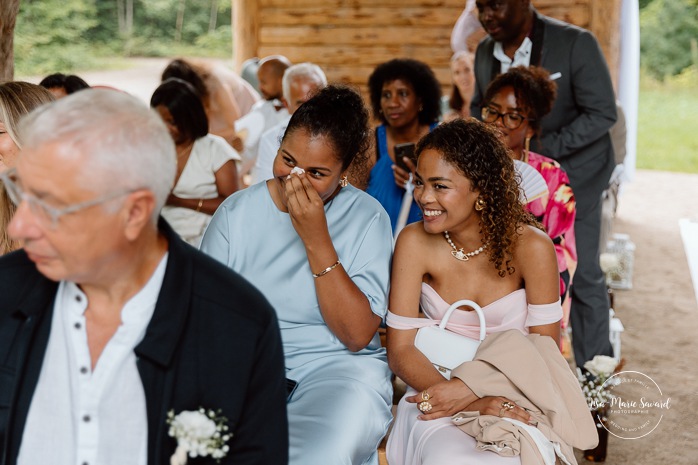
[167,408,231,464]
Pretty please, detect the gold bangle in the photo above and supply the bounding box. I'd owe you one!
[312,260,341,278]
[196,198,204,212]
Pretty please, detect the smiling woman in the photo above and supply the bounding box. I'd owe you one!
[200,85,394,465]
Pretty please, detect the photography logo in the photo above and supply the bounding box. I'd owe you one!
[599,371,670,439]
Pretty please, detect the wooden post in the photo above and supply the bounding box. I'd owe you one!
[589,0,622,92]
[232,0,259,73]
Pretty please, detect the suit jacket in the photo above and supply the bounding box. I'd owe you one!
[451,330,598,465]
[0,219,288,465]
[471,10,617,217]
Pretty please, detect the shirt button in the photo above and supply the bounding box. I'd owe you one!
[83,462,89,465]
[80,366,89,374]
[74,322,82,329]
[83,415,91,423]
[75,295,82,303]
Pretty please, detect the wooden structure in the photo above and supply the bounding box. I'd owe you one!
[232,0,623,95]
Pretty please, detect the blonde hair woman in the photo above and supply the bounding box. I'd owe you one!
[0,81,55,254]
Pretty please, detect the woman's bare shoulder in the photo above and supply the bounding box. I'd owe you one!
[515,224,556,262]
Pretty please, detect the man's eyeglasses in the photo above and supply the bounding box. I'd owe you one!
[1,168,133,230]
[481,106,532,130]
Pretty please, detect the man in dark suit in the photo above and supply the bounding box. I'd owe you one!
[470,0,617,365]
[0,89,288,465]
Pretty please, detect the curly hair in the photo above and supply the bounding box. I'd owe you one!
[283,85,371,182]
[416,119,540,277]
[483,66,557,135]
[368,58,442,125]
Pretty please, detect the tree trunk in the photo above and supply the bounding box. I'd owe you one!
[117,0,125,34]
[175,0,185,43]
[0,0,20,81]
[125,0,133,35]
[209,0,218,33]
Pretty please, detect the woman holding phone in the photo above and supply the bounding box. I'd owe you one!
[366,58,442,232]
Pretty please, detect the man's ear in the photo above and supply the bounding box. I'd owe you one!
[122,190,157,241]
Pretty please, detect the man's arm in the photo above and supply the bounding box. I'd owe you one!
[539,31,617,158]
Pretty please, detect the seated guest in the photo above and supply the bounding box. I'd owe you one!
[366,58,441,231]
[202,86,393,465]
[386,120,593,464]
[0,89,287,464]
[0,81,55,255]
[250,62,327,184]
[39,73,90,99]
[443,51,475,122]
[151,78,240,247]
[162,58,258,150]
[236,55,292,182]
[481,66,576,303]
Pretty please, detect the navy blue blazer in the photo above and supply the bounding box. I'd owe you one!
[0,219,288,465]
[471,10,617,216]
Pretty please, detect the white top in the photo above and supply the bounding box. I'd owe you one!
[237,100,289,176]
[494,36,533,73]
[17,254,168,465]
[161,134,240,247]
[250,116,291,185]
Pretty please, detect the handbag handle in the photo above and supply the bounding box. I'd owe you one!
[440,299,486,342]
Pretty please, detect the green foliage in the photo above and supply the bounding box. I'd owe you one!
[640,0,698,80]
[637,71,698,174]
[14,0,232,75]
[639,0,656,8]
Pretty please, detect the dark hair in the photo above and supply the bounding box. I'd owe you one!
[150,78,208,143]
[283,85,370,179]
[449,84,465,113]
[368,58,442,125]
[483,66,557,134]
[161,59,209,103]
[416,119,539,277]
[39,73,90,94]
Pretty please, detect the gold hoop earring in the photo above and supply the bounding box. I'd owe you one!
[340,176,349,188]
[475,198,486,211]
[524,137,531,163]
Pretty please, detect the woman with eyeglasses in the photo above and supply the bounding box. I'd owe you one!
[0,82,55,255]
[481,66,576,306]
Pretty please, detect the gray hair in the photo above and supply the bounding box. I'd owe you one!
[282,63,328,104]
[18,89,176,222]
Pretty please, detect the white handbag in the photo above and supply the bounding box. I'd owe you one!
[414,299,486,379]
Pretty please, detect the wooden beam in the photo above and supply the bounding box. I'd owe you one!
[232,0,259,72]
[589,0,622,91]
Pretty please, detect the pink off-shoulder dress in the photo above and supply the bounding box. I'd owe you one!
[386,283,562,465]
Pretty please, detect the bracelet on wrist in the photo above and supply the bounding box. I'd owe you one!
[312,260,341,278]
[195,198,204,212]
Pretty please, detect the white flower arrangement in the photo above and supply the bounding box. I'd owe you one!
[167,408,231,465]
[576,355,623,411]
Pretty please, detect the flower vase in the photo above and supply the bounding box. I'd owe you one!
[584,408,609,462]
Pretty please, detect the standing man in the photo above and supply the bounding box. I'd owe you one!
[0,89,288,465]
[470,0,617,365]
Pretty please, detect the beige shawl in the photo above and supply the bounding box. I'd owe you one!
[450,330,598,465]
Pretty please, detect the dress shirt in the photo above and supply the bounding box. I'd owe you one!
[17,254,168,465]
[250,115,291,185]
[494,36,532,73]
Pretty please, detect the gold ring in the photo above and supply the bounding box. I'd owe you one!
[418,401,433,413]
[421,390,431,401]
[502,401,515,410]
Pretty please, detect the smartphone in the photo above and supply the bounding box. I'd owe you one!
[394,143,417,172]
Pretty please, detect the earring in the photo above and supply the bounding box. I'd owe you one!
[475,198,486,211]
[524,137,531,163]
[419,104,424,112]
[340,176,349,188]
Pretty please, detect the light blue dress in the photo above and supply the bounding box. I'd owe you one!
[201,181,394,465]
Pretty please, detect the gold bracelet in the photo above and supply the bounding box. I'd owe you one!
[312,260,341,278]
[196,198,204,212]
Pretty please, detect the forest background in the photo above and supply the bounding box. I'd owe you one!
[9,0,698,173]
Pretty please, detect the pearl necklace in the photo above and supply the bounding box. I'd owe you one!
[443,231,487,262]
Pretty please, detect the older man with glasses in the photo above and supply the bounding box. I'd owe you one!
[0,89,288,465]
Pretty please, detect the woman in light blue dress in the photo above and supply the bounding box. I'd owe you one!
[201,85,393,465]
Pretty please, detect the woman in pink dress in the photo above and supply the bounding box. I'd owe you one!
[481,66,576,305]
[386,119,562,464]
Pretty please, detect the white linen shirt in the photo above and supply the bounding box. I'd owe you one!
[494,36,533,73]
[250,115,291,185]
[17,254,168,465]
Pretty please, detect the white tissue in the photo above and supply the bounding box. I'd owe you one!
[287,166,305,179]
